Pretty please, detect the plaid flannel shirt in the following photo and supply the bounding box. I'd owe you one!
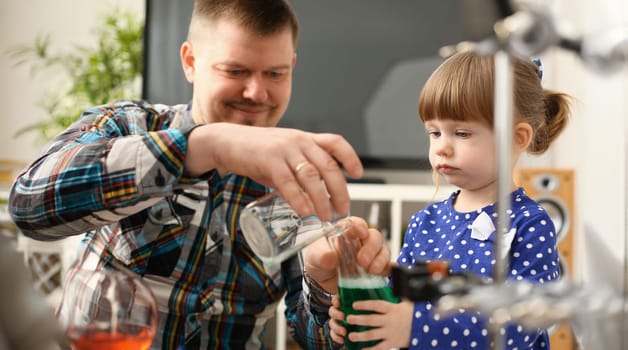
[9,100,333,349]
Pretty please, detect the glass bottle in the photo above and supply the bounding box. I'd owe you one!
[327,230,398,350]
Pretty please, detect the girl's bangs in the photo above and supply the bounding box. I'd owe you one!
[418,54,494,126]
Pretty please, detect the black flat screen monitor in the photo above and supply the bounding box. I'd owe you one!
[142,0,466,171]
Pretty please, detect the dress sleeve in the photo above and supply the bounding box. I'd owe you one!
[508,211,561,283]
[9,101,198,240]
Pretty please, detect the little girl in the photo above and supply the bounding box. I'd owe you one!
[329,51,572,350]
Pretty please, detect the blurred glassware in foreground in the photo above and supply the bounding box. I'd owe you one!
[56,268,158,350]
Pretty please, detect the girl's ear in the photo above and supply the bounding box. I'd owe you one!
[514,122,533,151]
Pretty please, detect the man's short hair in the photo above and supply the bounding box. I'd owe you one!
[189,0,299,45]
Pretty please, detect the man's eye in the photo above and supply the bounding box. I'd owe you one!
[228,69,243,76]
[267,71,284,79]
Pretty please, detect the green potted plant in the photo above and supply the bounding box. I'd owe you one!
[7,9,144,143]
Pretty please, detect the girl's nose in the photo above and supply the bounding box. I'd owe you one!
[433,137,453,157]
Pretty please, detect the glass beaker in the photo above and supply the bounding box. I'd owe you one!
[239,191,352,265]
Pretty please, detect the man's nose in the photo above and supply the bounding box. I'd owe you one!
[242,75,269,102]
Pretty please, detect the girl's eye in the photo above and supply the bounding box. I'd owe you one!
[428,131,441,138]
[456,131,471,138]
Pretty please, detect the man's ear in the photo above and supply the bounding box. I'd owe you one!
[180,41,195,84]
[513,122,533,151]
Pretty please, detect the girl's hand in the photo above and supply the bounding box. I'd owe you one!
[328,295,347,345]
[345,299,414,350]
[302,216,391,294]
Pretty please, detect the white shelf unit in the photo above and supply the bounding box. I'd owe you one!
[347,183,454,258]
[274,183,455,349]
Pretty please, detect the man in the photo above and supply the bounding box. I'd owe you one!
[9,0,390,349]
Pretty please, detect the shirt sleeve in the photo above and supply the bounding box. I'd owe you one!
[9,101,198,240]
[282,259,335,350]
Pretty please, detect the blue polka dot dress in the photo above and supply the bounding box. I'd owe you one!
[397,188,560,350]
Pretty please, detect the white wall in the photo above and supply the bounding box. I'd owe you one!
[532,0,628,292]
[519,0,628,348]
[0,0,145,163]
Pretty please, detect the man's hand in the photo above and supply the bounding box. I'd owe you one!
[185,123,363,222]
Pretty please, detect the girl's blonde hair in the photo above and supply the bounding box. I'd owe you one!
[418,51,571,155]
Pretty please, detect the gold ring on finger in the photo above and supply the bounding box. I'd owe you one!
[294,160,310,174]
